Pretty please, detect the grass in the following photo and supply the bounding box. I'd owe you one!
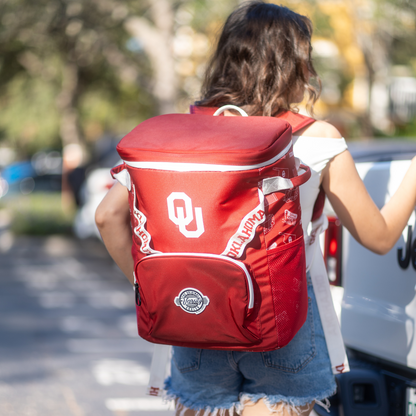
[0,192,76,235]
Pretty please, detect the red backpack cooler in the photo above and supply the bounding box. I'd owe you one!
[111,105,314,352]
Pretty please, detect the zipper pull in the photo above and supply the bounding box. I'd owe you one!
[134,282,141,306]
[133,271,141,306]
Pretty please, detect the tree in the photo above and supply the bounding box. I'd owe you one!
[0,0,239,157]
[283,0,416,136]
[0,0,153,156]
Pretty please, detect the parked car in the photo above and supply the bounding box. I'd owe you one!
[0,151,62,197]
[73,167,116,239]
[316,139,416,416]
[73,136,121,239]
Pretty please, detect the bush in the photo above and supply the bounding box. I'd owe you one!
[0,192,75,235]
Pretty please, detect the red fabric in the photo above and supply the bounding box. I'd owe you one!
[189,105,315,132]
[275,111,326,221]
[311,187,326,222]
[116,114,292,166]
[189,105,219,115]
[114,107,311,351]
[119,143,308,350]
[136,254,261,348]
[187,106,325,222]
[267,236,308,346]
[275,110,315,133]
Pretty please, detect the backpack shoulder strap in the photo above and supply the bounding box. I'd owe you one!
[277,111,325,220]
[189,105,221,115]
[190,106,315,133]
[275,111,315,133]
[311,187,326,222]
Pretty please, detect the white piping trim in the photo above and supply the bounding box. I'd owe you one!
[143,252,254,309]
[132,185,161,255]
[123,141,292,172]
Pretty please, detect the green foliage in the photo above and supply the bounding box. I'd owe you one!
[0,74,61,155]
[395,119,416,138]
[79,84,155,140]
[0,0,154,156]
[310,6,334,39]
[191,0,238,32]
[1,192,75,236]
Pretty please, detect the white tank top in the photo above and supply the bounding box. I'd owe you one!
[294,136,348,269]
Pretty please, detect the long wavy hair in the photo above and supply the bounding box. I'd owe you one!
[196,1,321,116]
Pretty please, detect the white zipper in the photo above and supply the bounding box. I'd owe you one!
[142,252,254,309]
[123,141,292,172]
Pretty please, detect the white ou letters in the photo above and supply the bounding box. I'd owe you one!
[167,192,205,238]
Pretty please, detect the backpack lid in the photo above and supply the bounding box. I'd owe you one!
[117,113,292,167]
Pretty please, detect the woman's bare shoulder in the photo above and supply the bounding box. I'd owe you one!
[297,120,343,139]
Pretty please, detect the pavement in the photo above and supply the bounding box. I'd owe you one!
[0,233,320,416]
[0,234,174,416]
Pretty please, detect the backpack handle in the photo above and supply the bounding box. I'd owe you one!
[213,105,248,117]
[291,164,311,187]
[262,164,311,195]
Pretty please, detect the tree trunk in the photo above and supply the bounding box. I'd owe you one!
[56,62,85,211]
[125,0,177,115]
[56,62,84,147]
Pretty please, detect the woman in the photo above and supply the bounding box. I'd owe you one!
[95,2,416,415]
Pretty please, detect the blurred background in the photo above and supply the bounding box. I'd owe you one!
[0,0,416,414]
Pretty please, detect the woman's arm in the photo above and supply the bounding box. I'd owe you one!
[95,182,135,285]
[321,149,416,255]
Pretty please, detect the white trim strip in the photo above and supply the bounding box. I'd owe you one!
[123,141,292,172]
[310,246,350,374]
[132,185,161,255]
[144,252,254,309]
[147,344,171,397]
[262,176,293,194]
[113,168,131,191]
[221,189,265,259]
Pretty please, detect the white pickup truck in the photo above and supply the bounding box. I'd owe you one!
[315,141,416,416]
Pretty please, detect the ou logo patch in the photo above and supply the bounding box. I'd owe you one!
[167,192,205,238]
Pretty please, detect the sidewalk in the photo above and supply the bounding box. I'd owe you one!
[0,234,174,416]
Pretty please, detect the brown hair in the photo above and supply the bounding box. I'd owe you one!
[196,1,321,116]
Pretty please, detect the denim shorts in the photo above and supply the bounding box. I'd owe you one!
[164,273,337,415]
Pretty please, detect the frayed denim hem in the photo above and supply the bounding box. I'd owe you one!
[175,402,241,416]
[164,377,243,416]
[239,384,336,414]
[165,376,335,415]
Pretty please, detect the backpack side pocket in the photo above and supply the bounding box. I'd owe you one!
[266,236,308,347]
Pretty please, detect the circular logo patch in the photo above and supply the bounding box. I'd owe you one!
[174,288,210,315]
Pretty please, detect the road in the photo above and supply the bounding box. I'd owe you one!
[0,233,174,416]
[0,232,320,416]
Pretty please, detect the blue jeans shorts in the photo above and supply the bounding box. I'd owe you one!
[164,273,337,415]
